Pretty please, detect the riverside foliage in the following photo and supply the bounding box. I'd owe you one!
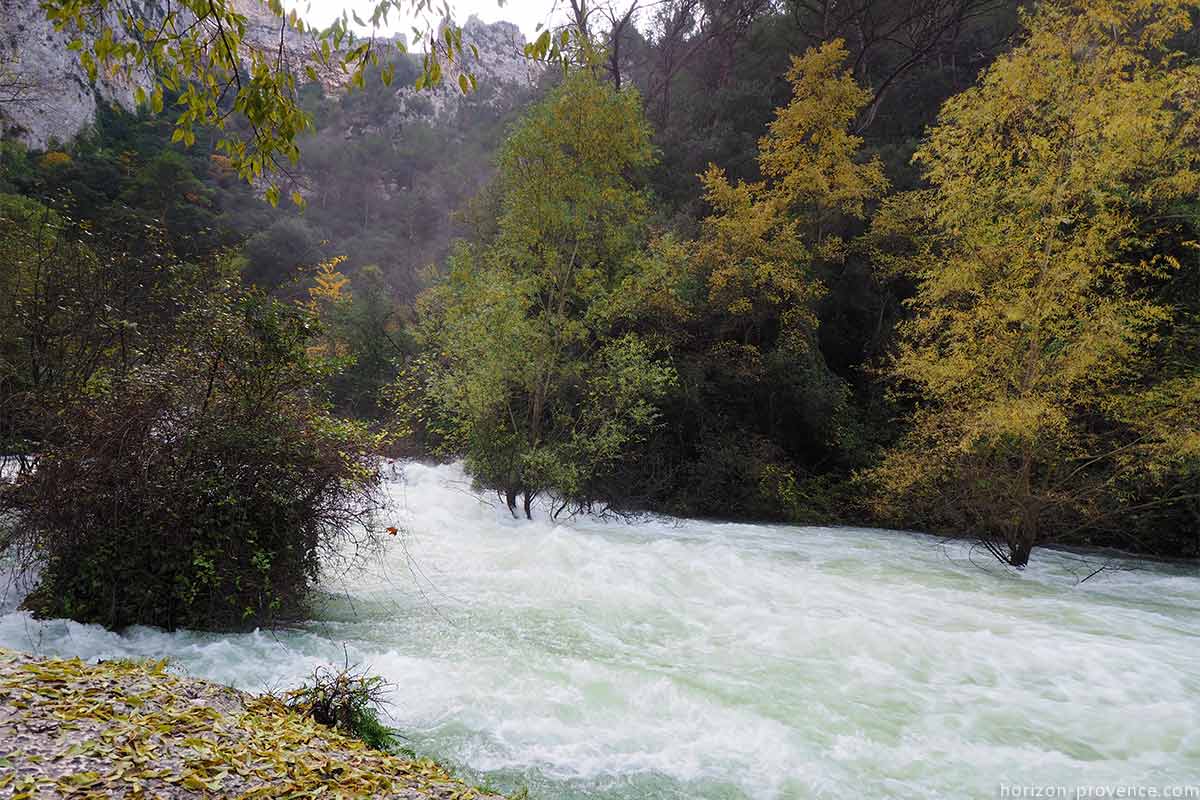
[393,0,1199,563]
[0,0,1196,610]
[0,184,385,631]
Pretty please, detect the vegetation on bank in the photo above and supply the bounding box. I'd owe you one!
[395,0,1200,566]
[0,200,387,630]
[0,648,503,799]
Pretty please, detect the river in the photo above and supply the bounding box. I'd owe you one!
[2,461,1198,798]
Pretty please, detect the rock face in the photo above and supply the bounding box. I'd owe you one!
[0,0,152,148]
[228,0,369,91]
[0,0,538,151]
[390,16,538,125]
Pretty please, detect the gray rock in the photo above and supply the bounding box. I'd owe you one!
[0,0,540,152]
[0,0,152,148]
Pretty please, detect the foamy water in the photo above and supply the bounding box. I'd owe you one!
[2,462,1198,798]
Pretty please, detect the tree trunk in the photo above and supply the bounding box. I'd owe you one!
[1011,445,1038,568]
[505,487,519,518]
[522,490,534,520]
[1009,532,1035,568]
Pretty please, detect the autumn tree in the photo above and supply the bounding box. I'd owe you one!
[396,70,675,518]
[783,0,1018,130]
[308,260,408,416]
[645,40,886,517]
[867,0,1200,565]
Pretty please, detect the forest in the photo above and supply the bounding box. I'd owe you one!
[1,0,1198,635]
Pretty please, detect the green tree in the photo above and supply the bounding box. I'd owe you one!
[309,263,409,416]
[399,70,676,517]
[867,0,1200,565]
[3,258,385,630]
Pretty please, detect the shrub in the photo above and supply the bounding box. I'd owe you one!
[285,662,401,752]
[3,285,386,631]
[38,151,72,169]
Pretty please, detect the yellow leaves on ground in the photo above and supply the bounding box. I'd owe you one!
[0,648,498,800]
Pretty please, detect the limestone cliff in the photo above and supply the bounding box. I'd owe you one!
[0,0,538,151]
[0,0,152,148]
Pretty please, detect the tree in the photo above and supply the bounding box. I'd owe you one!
[783,0,1018,130]
[574,39,890,522]
[41,0,474,204]
[867,0,1200,566]
[2,251,385,630]
[309,262,409,416]
[0,195,102,454]
[671,40,885,499]
[696,39,887,346]
[397,70,676,518]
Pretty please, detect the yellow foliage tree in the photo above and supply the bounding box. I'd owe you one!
[867,0,1200,565]
[694,39,887,351]
[309,257,351,306]
[307,256,352,359]
[38,151,73,169]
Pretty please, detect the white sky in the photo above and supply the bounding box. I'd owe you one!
[292,0,566,41]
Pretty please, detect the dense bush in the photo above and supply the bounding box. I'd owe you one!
[3,283,385,630]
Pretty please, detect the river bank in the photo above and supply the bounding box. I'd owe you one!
[0,647,503,799]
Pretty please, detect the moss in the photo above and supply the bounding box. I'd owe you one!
[0,648,503,799]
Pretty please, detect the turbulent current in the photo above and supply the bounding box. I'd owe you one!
[2,462,1198,798]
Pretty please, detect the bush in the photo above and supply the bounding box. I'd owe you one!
[38,151,72,169]
[284,661,401,753]
[3,284,385,631]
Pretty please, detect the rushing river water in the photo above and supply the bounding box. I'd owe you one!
[2,461,1199,798]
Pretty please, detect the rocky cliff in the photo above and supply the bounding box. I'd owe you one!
[390,16,538,125]
[0,0,538,151]
[0,0,153,148]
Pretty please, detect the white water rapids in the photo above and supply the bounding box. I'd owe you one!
[2,461,1198,798]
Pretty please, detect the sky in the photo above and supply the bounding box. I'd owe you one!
[294,0,566,41]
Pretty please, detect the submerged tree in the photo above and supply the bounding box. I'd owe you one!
[0,180,388,629]
[396,70,676,518]
[7,286,386,629]
[868,0,1200,565]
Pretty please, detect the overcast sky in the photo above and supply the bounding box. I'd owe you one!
[294,0,566,41]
